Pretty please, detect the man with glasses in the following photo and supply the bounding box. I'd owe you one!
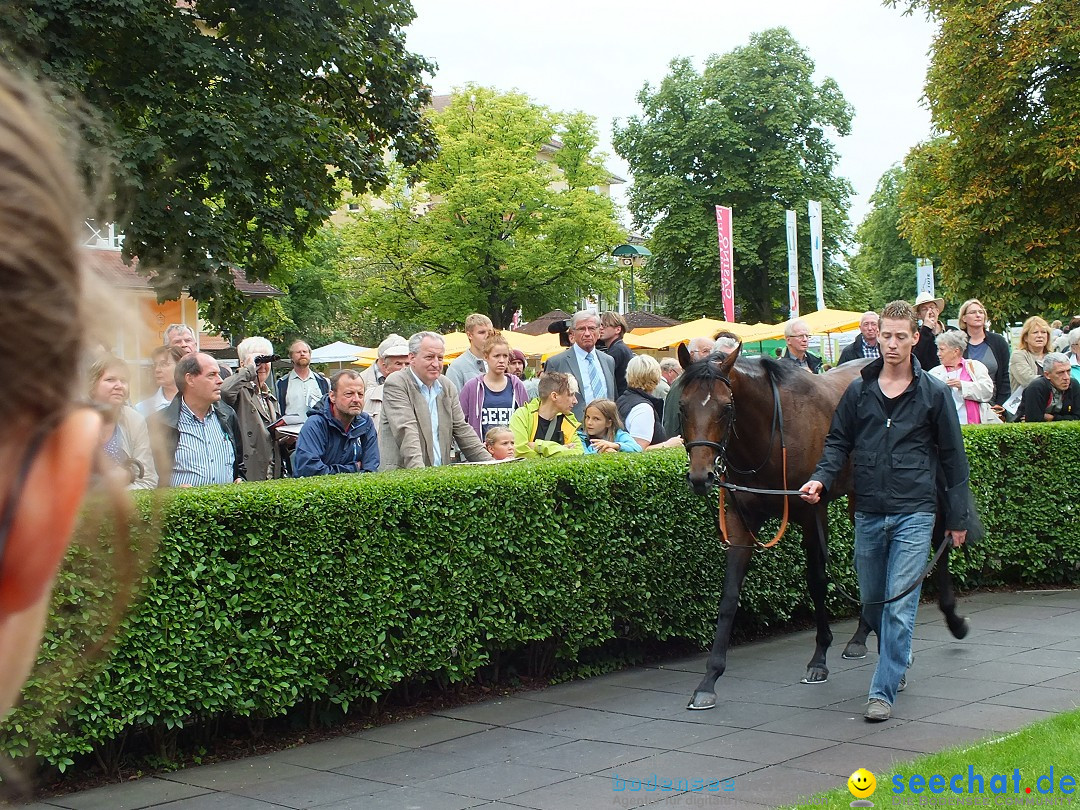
[782,318,823,373]
[544,311,615,422]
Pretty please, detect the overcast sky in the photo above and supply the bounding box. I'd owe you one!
[404,0,939,232]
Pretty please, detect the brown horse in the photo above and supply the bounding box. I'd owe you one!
[679,344,862,710]
[679,343,967,710]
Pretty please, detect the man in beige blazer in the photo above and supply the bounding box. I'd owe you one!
[378,332,493,470]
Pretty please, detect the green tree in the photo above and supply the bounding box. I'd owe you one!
[612,28,855,322]
[341,86,625,328]
[1,0,437,316]
[895,0,1080,321]
[851,165,928,309]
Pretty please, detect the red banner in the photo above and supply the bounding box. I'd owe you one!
[715,205,734,322]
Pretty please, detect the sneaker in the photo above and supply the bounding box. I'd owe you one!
[898,674,907,692]
[865,698,891,722]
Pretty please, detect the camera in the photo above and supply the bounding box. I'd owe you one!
[254,354,279,365]
[547,319,571,348]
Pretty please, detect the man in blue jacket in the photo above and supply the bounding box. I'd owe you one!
[800,300,971,723]
[292,370,379,476]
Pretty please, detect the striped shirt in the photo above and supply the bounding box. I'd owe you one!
[171,399,236,486]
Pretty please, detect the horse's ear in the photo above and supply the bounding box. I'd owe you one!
[717,342,742,374]
[677,342,692,369]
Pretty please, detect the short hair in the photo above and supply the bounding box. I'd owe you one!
[714,330,739,342]
[880,301,918,333]
[331,368,364,392]
[784,319,809,339]
[935,330,968,353]
[687,336,715,355]
[289,339,311,353]
[174,352,205,392]
[600,311,628,336]
[480,332,510,357]
[715,336,739,352]
[1018,316,1051,353]
[464,313,493,333]
[88,354,128,397]
[1044,352,1071,373]
[659,357,681,374]
[164,323,195,344]
[1051,320,1063,330]
[236,336,273,366]
[570,310,600,330]
[861,310,878,325]
[408,331,444,354]
[583,398,623,441]
[538,371,571,400]
[151,345,185,365]
[1070,330,1080,349]
[626,354,661,391]
[957,299,987,331]
[484,426,513,445]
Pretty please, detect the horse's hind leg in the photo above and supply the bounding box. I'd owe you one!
[803,511,832,683]
[842,615,873,660]
[688,543,755,710]
[933,514,969,639]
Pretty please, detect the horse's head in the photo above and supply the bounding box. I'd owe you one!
[679,342,741,495]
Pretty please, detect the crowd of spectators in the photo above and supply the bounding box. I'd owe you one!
[87,296,1080,488]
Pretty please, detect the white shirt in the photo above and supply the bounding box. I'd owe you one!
[624,403,655,442]
[284,370,324,416]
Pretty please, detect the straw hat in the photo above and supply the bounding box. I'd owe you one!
[913,291,945,313]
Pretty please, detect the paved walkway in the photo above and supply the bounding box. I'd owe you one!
[31,589,1080,810]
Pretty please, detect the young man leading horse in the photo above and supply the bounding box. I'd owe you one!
[800,300,972,722]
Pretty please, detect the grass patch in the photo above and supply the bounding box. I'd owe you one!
[782,708,1080,808]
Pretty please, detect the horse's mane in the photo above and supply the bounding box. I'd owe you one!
[683,352,819,394]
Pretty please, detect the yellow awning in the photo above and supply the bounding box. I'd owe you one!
[623,318,775,349]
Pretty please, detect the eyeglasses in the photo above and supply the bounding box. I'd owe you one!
[789,333,810,340]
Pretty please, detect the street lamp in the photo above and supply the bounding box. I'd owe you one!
[612,244,652,312]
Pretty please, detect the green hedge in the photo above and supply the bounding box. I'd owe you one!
[4,422,1080,770]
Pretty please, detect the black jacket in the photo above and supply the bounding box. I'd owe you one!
[151,397,246,486]
[1016,376,1080,422]
[782,350,823,374]
[602,336,635,397]
[811,356,971,530]
[963,331,1011,406]
[838,335,880,365]
[617,387,669,445]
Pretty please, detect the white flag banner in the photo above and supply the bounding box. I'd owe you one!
[916,258,935,297]
[785,210,799,319]
[808,200,824,311]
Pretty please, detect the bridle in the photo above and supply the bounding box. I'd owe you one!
[683,370,794,550]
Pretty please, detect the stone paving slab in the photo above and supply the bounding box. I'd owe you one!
[35,590,1080,810]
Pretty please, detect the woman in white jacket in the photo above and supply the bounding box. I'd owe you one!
[929,331,999,425]
[89,355,158,488]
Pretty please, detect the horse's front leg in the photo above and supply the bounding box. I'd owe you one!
[803,510,832,683]
[688,507,758,710]
[932,514,969,639]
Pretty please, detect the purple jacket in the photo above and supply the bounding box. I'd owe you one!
[458,374,530,439]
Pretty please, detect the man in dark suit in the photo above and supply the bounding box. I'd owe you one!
[838,311,882,365]
[378,332,492,470]
[543,310,615,422]
[782,318,823,373]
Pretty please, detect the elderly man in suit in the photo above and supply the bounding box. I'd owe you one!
[544,310,616,422]
[378,331,492,470]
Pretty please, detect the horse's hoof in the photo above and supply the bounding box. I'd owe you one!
[801,667,828,684]
[842,641,867,660]
[687,691,717,710]
[947,614,970,639]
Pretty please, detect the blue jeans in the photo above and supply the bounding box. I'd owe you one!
[854,511,935,705]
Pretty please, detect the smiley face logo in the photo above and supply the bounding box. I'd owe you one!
[848,768,876,799]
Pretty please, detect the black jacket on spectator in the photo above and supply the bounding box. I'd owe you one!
[838,335,880,365]
[1016,376,1080,422]
[963,331,1011,406]
[781,350,823,374]
[617,387,669,445]
[150,397,245,486]
[602,335,635,397]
